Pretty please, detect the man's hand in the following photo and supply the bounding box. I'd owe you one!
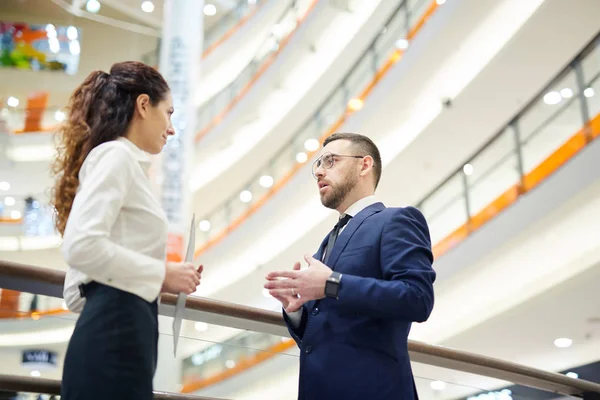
[264,255,332,312]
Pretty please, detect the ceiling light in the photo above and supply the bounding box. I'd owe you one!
[67,26,78,40]
[304,138,320,152]
[348,98,364,111]
[560,88,573,98]
[430,380,446,391]
[69,40,80,56]
[204,4,217,16]
[30,371,41,377]
[584,87,595,98]
[240,190,252,203]
[194,322,208,332]
[141,1,154,13]
[7,96,19,107]
[272,24,284,37]
[225,359,236,369]
[86,0,101,13]
[436,0,447,4]
[49,38,60,54]
[463,163,474,176]
[566,372,578,379]
[0,182,9,191]
[296,152,308,163]
[259,175,274,188]
[55,110,66,121]
[543,91,561,105]
[553,337,572,348]
[198,220,211,232]
[10,211,21,220]
[395,39,409,50]
[5,197,15,206]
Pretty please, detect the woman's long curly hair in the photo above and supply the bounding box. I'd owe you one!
[52,61,169,235]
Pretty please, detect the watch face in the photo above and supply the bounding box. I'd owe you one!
[325,280,339,298]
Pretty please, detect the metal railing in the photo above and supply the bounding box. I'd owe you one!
[191,0,439,252]
[193,0,316,141]
[1,260,600,399]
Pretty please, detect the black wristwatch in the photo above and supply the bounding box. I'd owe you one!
[324,272,343,299]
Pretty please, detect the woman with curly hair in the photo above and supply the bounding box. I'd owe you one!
[53,61,202,399]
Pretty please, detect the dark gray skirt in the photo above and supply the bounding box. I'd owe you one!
[61,282,159,400]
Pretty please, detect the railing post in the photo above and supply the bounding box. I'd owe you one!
[574,60,592,142]
[511,119,526,193]
[462,171,472,231]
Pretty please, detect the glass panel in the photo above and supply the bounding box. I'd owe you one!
[193,0,440,245]
[467,130,520,216]
[374,5,408,70]
[420,172,466,244]
[581,40,600,89]
[203,0,266,51]
[346,51,376,100]
[583,73,600,123]
[519,71,584,174]
[408,0,431,29]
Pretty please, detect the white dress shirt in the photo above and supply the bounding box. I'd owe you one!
[286,195,379,327]
[62,137,168,313]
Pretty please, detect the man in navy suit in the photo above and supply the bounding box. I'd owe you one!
[264,132,435,400]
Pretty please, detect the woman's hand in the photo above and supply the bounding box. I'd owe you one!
[161,262,203,294]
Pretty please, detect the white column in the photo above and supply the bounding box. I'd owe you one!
[154,0,203,393]
[158,0,203,263]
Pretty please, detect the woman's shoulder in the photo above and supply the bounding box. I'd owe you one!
[80,139,135,178]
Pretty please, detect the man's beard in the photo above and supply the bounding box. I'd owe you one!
[320,174,358,210]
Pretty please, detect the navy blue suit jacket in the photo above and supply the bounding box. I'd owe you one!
[283,203,435,400]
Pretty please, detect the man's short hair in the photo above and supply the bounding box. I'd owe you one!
[323,132,382,188]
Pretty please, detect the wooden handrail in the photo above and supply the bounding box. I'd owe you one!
[0,374,229,399]
[1,260,600,397]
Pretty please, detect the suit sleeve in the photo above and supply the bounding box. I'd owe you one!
[335,206,436,322]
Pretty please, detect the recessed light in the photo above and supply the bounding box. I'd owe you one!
[55,110,66,121]
[463,163,474,176]
[10,210,21,219]
[30,371,41,377]
[194,322,208,332]
[5,197,15,206]
[560,88,573,98]
[259,175,274,188]
[296,152,308,163]
[67,26,78,40]
[240,190,252,203]
[348,98,364,111]
[430,380,446,391]
[584,88,595,98]
[86,0,101,13]
[304,138,320,152]
[198,220,211,232]
[0,181,9,191]
[204,4,217,16]
[554,337,572,348]
[395,39,409,50]
[566,372,578,379]
[543,91,561,105]
[225,359,236,369]
[141,1,154,13]
[7,96,19,107]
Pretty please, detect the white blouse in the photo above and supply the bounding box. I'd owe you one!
[62,137,168,313]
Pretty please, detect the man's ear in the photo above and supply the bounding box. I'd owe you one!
[360,155,374,177]
[135,94,151,119]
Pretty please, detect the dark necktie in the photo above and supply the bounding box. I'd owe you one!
[322,214,352,265]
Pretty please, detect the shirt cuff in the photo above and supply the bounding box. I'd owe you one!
[285,308,304,328]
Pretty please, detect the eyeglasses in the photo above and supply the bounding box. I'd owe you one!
[312,152,365,179]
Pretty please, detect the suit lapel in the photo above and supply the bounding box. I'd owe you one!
[327,202,385,270]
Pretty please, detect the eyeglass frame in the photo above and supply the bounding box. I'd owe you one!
[311,152,366,179]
